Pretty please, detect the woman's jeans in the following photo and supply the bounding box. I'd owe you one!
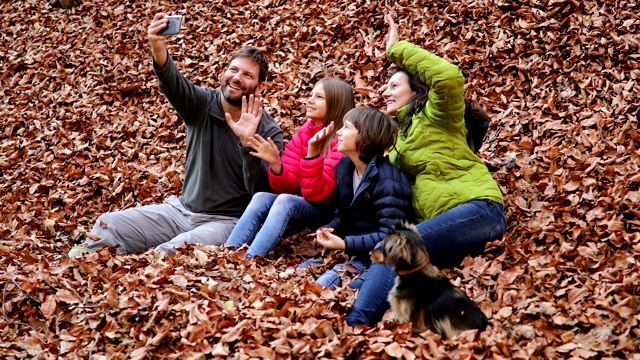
[226,192,332,259]
[345,199,507,327]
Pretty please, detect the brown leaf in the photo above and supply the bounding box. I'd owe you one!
[129,347,148,360]
[384,342,403,358]
[86,233,102,241]
[40,294,57,318]
[56,289,79,304]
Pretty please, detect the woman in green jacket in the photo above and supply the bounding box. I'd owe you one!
[345,14,506,327]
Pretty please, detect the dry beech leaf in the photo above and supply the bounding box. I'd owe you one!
[40,295,57,319]
[384,342,404,358]
[86,233,102,241]
[55,289,79,304]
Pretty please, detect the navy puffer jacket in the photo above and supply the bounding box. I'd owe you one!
[322,155,414,258]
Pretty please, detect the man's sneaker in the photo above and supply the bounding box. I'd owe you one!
[68,246,96,258]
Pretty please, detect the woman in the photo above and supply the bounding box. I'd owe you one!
[345,15,506,327]
[226,78,354,259]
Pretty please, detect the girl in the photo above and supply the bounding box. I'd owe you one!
[226,78,354,258]
[345,15,507,327]
[305,107,413,289]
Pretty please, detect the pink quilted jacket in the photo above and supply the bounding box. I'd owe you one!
[268,119,345,203]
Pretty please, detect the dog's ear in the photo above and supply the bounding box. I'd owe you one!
[405,226,431,266]
[397,233,414,265]
[394,220,419,234]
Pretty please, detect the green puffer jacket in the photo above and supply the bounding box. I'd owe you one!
[387,41,504,222]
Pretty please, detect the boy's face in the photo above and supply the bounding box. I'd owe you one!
[221,57,263,106]
[337,120,358,155]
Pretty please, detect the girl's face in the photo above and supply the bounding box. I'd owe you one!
[306,83,327,124]
[336,120,358,155]
[382,72,415,116]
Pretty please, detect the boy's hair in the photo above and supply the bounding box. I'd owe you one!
[230,46,269,83]
[344,107,399,163]
[316,78,355,155]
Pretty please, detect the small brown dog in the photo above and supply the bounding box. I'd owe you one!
[370,221,489,340]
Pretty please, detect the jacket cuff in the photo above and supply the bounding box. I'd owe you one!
[269,166,283,176]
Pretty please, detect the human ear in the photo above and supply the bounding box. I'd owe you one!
[255,82,266,96]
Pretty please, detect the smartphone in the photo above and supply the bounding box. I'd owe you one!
[158,15,183,36]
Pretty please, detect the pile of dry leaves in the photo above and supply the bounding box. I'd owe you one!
[1,0,638,358]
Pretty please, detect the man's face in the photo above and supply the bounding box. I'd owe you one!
[220,57,262,106]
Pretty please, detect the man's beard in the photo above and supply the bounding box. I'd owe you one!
[221,78,258,106]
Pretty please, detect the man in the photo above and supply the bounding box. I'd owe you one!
[69,13,283,256]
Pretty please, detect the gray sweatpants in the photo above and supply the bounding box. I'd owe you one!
[85,196,238,254]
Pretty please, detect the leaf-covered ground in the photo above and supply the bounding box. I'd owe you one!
[1,0,639,359]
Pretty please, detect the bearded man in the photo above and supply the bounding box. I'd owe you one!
[69,13,283,256]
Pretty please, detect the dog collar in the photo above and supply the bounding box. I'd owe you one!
[396,260,428,276]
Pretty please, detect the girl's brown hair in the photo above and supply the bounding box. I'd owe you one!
[344,107,399,163]
[316,78,355,155]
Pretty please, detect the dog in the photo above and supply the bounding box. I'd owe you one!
[370,221,489,340]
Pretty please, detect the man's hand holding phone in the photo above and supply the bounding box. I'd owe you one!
[148,13,183,69]
[157,15,183,36]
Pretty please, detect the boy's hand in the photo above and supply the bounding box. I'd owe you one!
[316,228,345,250]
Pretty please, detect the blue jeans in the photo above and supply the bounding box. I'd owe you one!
[225,192,332,259]
[300,256,368,290]
[345,199,507,327]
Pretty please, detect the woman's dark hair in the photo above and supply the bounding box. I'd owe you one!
[463,98,491,152]
[391,67,429,131]
[344,107,399,164]
[391,68,491,152]
[316,78,355,155]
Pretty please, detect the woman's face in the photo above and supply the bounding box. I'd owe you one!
[336,120,358,155]
[382,72,415,117]
[306,83,327,124]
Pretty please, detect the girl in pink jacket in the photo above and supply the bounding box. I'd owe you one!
[226,78,354,258]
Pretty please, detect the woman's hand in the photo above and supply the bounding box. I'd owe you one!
[316,228,345,250]
[385,13,399,53]
[247,134,283,173]
[307,121,334,158]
